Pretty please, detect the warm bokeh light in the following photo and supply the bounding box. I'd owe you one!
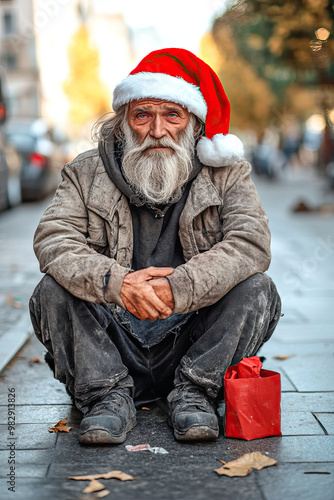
[328,108,334,124]
[315,27,330,41]
[305,114,326,133]
[309,40,323,52]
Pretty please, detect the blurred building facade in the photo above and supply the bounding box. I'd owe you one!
[0,0,40,118]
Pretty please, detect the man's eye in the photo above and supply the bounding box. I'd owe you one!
[168,113,178,118]
[137,114,148,119]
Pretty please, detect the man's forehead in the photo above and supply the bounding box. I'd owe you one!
[128,98,186,111]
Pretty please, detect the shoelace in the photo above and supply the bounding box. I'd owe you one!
[88,389,130,415]
[172,385,212,413]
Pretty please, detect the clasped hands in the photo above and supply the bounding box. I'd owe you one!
[121,267,175,321]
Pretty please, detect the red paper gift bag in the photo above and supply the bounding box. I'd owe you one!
[224,356,282,440]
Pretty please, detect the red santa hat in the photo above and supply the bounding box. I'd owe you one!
[112,48,243,167]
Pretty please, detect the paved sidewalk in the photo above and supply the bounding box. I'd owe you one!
[0,167,333,500]
[0,197,51,371]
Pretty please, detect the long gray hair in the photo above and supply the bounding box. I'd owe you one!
[92,106,126,142]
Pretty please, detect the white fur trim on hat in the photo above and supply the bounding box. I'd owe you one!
[113,72,207,122]
[197,134,244,167]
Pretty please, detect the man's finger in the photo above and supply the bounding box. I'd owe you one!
[121,281,173,320]
[123,267,174,285]
[124,294,167,321]
[122,295,141,318]
[145,267,174,279]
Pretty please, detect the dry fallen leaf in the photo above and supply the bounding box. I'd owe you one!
[28,356,42,364]
[215,452,277,477]
[273,355,293,360]
[228,451,277,470]
[5,293,23,309]
[97,491,110,498]
[68,470,137,482]
[49,418,72,433]
[83,479,105,493]
[216,466,252,477]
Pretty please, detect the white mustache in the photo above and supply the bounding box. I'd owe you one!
[124,135,183,159]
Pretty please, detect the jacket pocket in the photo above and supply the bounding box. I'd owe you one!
[193,229,223,252]
[193,207,223,251]
[87,219,109,255]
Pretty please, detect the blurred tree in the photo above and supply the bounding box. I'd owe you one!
[209,0,334,133]
[200,32,276,134]
[63,24,110,130]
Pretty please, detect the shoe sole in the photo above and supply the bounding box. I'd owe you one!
[168,416,218,442]
[174,425,219,441]
[79,416,137,445]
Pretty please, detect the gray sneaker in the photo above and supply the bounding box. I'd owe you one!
[167,382,219,441]
[79,389,136,445]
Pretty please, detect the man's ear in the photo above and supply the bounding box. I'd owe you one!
[194,118,203,137]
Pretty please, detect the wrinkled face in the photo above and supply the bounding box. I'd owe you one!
[127,98,191,152]
[121,99,197,205]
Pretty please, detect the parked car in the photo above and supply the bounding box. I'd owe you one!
[4,119,67,201]
[0,127,21,212]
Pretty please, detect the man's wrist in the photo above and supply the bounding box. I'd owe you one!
[104,264,131,308]
[166,267,192,314]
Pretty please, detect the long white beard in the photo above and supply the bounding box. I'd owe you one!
[121,118,196,205]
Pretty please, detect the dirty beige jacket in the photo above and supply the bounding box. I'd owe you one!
[33,148,271,314]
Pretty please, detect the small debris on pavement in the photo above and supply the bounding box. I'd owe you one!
[304,471,331,474]
[215,451,277,477]
[292,200,313,212]
[273,354,294,360]
[48,418,72,433]
[28,356,42,364]
[292,200,334,214]
[5,293,23,309]
[126,443,168,454]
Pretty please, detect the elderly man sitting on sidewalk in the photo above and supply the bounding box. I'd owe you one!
[29,48,281,445]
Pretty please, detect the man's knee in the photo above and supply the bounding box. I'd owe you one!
[30,274,69,311]
[234,273,281,342]
[229,273,279,310]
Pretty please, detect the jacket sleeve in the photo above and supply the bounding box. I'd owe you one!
[167,161,271,313]
[33,165,129,306]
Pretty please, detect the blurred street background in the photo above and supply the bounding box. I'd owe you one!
[0,1,334,499]
[0,0,334,206]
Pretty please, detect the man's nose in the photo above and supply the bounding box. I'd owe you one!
[149,116,167,139]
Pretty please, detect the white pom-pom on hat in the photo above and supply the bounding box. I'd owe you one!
[197,134,244,167]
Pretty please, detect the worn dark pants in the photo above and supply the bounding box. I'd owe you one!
[29,273,281,413]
